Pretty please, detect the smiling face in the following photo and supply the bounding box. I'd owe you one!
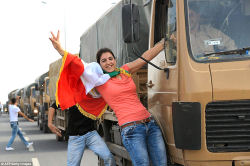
[99,52,117,72]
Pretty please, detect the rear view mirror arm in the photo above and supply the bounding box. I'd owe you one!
[132,47,170,79]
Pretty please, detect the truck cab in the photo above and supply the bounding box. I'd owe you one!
[78,0,250,165]
[23,83,38,119]
[35,72,50,132]
[38,76,50,133]
[30,85,38,120]
[145,0,250,165]
[18,88,25,113]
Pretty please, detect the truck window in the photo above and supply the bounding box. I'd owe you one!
[32,88,36,98]
[46,79,49,95]
[165,0,177,64]
[154,0,177,65]
[186,0,250,62]
[21,90,24,99]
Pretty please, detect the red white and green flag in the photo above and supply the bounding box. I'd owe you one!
[56,52,110,119]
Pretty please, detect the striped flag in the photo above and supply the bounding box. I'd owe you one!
[56,52,110,119]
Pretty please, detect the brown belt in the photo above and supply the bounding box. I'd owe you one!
[121,117,153,129]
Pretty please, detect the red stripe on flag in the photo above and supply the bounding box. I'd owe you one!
[57,52,85,110]
[56,52,107,119]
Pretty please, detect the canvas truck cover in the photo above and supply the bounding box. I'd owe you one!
[79,0,152,66]
[49,58,62,102]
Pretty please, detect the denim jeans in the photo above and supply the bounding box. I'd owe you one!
[67,130,115,166]
[7,121,29,147]
[121,118,167,166]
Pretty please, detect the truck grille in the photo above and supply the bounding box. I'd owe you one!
[206,100,250,152]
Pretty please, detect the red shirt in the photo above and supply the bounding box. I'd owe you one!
[96,64,150,126]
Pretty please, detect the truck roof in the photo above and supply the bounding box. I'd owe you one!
[79,1,151,67]
[15,88,23,97]
[23,82,37,97]
[35,72,49,89]
[8,89,18,100]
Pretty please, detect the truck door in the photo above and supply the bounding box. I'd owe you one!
[147,0,182,161]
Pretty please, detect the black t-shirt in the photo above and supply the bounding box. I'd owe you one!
[51,103,95,136]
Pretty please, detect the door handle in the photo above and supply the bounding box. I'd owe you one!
[146,80,154,88]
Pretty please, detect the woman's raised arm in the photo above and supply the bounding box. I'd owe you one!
[49,30,65,57]
[126,39,165,74]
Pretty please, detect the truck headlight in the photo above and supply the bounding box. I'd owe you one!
[34,109,38,114]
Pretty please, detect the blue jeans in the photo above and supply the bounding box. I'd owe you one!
[67,130,115,166]
[7,121,29,147]
[121,118,167,166]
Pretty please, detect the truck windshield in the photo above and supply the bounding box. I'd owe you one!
[46,79,49,95]
[186,0,250,62]
[32,88,36,98]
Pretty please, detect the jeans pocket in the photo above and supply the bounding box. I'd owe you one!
[10,122,17,128]
[69,136,79,141]
[149,118,160,127]
[121,125,136,137]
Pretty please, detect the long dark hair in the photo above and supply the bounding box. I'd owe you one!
[96,48,115,64]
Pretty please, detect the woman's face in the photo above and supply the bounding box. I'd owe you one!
[100,52,117,72]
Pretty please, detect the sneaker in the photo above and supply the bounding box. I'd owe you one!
[26,142,33,148]
[5,147,14,151]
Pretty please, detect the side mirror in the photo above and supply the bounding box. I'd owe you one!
[122,4,140,43]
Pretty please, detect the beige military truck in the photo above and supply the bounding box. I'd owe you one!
[18,88,25,113]
[23,83,38,119]
[35,72,50,133]
[80,0,250,165]
[48,58,69,141]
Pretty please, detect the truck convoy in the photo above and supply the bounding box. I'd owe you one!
[22,83,39,119]
[7,0,250,165]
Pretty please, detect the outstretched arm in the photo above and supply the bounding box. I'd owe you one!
[48,106,62,137]
[126,39,165,74]
[18,111,34,122]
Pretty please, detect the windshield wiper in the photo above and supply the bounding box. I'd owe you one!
[203,46,250,57]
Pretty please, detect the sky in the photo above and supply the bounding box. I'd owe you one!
[0,0,120,104]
